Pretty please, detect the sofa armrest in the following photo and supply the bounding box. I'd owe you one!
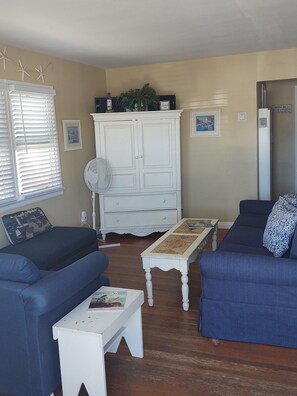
[239,200,275,215]
[22,251,109,315]
[200,251,297,286]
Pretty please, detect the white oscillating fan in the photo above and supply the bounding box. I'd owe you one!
[84,158,112,230]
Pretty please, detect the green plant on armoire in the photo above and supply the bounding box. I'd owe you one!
[118,83,159,111]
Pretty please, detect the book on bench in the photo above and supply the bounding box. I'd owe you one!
[88,290,127,311]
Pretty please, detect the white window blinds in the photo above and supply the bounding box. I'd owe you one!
[0,80,63,209]
[0,87,17,204]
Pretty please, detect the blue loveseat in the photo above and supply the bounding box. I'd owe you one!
[0,251,109,396]
[0,226,99,271]
[0,207,99,271]
[199,199,297,348]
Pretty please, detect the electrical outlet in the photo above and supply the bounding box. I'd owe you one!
[80,211,87,225]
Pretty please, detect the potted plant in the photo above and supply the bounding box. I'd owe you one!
[118,88,136,112]
[119,83,159,111]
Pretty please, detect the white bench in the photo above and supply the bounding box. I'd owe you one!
[53,286,144,396]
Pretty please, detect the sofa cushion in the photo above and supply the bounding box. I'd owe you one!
[218,242,272,256]
[221,225,265,248]
[233,213,269,229]
[2,207,52,245]
[0,253,41,284]
[263,194,297,257]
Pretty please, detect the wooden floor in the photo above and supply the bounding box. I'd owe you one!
[56,230,297,396]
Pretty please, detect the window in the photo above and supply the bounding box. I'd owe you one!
[0,80,63,211]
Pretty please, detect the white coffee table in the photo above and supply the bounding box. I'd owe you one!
[52,286,144,396]
[141,218,218,311]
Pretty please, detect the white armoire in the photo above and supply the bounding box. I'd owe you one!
[91,110,183,239]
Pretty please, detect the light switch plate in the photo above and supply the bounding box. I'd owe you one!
[237,112,247,122]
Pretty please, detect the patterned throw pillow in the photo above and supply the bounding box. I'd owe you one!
[263,194,297,257]
[2,207,52,245]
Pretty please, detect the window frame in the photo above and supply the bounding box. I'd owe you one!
[0,79,63,212]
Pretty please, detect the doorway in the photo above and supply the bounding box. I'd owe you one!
[258,79,296,201]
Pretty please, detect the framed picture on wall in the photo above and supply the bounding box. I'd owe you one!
[63,120,83,151]
[191,109,221,137]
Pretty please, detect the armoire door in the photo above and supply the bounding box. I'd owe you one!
[96,120,140,193]
[137,118,177,192]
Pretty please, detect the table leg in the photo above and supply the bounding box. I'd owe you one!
[144,267,154,306]
[181,270,189,311]
[212,224,218,251]
[57,330,107,396]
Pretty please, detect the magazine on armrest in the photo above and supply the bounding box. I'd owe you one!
[88,290,127,311]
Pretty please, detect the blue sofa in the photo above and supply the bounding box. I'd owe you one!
[0,251,109,396]
[199,199,297,348]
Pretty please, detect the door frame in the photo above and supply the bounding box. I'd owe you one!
[294,85,297,194]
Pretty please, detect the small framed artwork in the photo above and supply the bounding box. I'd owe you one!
[160,100,170,110]
[62,120,83,151]
[158,94,176,110]
[191,109,221,137]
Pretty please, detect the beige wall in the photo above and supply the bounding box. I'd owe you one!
[106,48,297,223]
[0,44,106,248]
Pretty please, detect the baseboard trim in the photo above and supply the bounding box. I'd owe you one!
[218,221,233,229]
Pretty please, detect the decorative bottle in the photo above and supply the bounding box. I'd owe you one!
[106,93,113,112]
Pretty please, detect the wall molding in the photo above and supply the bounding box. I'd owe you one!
[218,221,233,229]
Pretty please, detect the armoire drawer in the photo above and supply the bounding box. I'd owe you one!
[104,210,178,228]
[103,193,177,212]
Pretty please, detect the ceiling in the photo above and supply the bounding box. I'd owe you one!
[1,0,297,69]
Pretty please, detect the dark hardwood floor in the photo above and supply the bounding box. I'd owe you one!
[56,230,297,396]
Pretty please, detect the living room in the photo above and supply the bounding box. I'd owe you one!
[1,1,297,395]
[1,4,297,246]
